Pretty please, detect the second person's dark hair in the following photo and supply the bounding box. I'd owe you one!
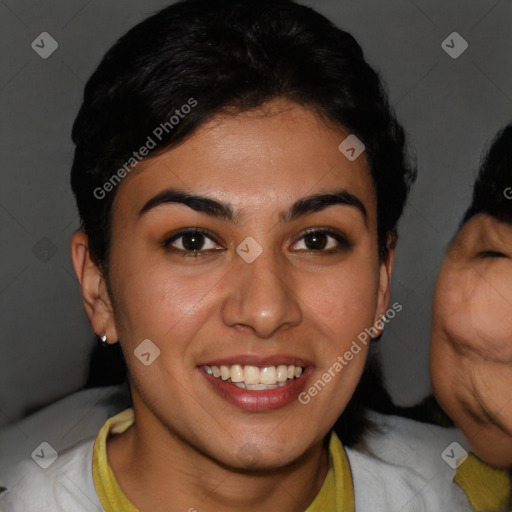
[462,123,512,225]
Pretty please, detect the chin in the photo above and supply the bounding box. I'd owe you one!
[211,436,312,472]
[225,450,302,472]
[470,432,512,469]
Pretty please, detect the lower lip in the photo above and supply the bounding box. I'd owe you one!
[199,367,312,412]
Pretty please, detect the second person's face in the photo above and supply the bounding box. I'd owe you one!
[431,214,512,467]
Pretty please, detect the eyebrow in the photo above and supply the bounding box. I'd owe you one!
[138,187,367,224]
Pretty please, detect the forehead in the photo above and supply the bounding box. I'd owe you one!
[447,214,512,259]
[114,100,376,222]
[459,214,512,243]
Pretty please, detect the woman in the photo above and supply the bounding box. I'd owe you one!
[2,0,475,510]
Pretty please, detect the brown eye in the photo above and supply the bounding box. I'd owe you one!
[181,232,206,251]
[291,228,353,253]
[303,232,330,250]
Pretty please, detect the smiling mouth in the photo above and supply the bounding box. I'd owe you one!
[202,364,304,390]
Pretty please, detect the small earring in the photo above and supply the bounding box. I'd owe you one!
[100,333,108,345]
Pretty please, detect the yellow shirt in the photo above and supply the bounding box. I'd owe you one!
[92,408,355,511]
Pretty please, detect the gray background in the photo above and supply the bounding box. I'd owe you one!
[0,0,511,429]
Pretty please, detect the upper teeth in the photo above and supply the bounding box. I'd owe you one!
[203,364,303,385]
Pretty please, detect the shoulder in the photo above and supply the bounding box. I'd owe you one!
[345,411,473,511]
[0,438,103,512]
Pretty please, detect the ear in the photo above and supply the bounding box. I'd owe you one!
[373,233,396,332]
[71,231,118,344]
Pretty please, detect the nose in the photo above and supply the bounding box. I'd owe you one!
[221,247,302,339]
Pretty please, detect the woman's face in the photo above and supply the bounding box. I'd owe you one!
[91,99,391,469]
[431,213,512,467]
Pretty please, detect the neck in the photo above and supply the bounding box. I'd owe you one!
[107,398,330,511]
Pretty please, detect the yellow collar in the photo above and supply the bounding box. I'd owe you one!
[454,452,511,511]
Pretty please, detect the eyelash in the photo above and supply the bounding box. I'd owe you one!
[162,228,222,258]
[476,250,507,259]
[162,227,353,258]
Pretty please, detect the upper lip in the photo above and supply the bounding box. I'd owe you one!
[197,354,314,368]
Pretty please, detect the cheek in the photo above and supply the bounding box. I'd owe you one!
[110,260,220,348]
[304,262,379,338]
[468,267,512,360]
[435,266,487,346]
[439,265,512,362]
[295,259,378,408]
[430,334,459,407]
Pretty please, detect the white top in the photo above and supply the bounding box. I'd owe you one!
[0,410,472,511]
[347,411,472,511]
[0,439,102,512]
